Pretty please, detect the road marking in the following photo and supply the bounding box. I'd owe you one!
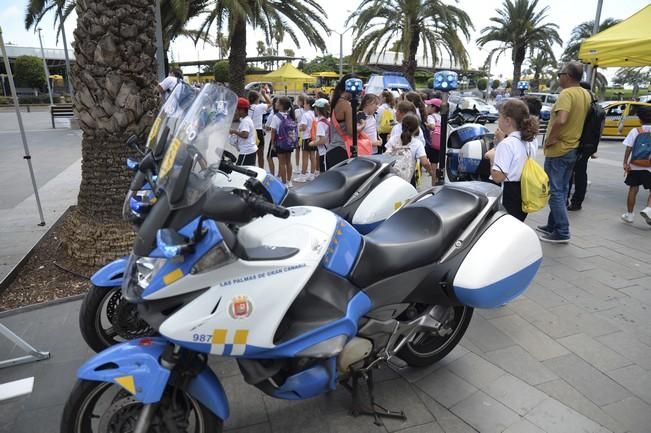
[0,377,34,401]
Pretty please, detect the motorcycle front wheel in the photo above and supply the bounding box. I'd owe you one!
[60,379,222,433]
[398,305,473,367]
[79,285,155,353]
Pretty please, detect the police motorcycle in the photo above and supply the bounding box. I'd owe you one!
[81,85,417,353]
[445,107,495,182]
[61,85,542,432]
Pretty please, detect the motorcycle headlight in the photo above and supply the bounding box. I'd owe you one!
[123,255,167,302]
[191,242,235,274]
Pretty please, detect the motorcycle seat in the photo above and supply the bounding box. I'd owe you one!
[283,158,380,209]
[350,187,486,288]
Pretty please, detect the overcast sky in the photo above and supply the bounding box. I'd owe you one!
[0,0,648,81]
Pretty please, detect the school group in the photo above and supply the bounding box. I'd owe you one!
[227,67,651,244]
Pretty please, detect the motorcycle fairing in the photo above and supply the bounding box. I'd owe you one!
[351,175,417,234]
[141,218,224,299]
[262,173,289,204]
[91,256,129,287]
[452,214,542,308]
[77,337,230,420]
[321,217,362,278]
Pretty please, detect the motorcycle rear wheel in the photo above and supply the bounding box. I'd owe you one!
[60,379,222,433]
[79,285,155,353]
[398,305,473,367]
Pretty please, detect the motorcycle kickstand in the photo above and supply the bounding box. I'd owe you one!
[343,368,406,426]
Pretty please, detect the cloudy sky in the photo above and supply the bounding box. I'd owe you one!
[0,0,648,81]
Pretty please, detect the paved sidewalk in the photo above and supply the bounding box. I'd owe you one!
[1,139,651,433]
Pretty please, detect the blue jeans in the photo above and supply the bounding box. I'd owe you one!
[544,150,577,238]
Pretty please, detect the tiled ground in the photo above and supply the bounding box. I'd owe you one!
[1,136,651,432]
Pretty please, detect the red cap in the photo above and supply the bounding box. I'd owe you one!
[237,97,250,110]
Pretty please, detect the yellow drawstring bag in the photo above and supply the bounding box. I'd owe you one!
[520,151,549,213]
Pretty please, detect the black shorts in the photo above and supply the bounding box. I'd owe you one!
[625,169,651,189]
[302,139,316,152]
[267,144,277,159]
[325,147,348,170]
[502,181,527,221]
[425,146,440,164]
[237,152,256,166]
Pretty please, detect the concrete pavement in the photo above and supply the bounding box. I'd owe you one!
[1,121,651,432]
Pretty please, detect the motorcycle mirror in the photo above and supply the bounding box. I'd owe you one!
[126,158,139,171]
[156,228,194,258]
[139,153,156,172]
[126,135,145,155]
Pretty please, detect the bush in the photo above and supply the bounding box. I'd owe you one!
[18,95,52,104]
[0,96,12,105]
[477,78,488,91]
[212,60,230,83]
[491,79,500,90]
[14,55,46,89]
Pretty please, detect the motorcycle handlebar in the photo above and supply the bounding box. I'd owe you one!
[246,194,290,219]
[220,160,258,178]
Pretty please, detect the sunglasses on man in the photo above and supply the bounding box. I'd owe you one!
[557,72,568,78]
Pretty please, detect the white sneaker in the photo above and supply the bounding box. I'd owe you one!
[306,173,315,181]
[314,171,320,177]
[293,168,301,175]
[288,181,294,188]
[640,208,651,225]
[293,174,308,182]
[621,213,634,224]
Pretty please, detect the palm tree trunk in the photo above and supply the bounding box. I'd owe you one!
[64,0,159,266]
[402,28,420,88]
[512,46,525,86]
[229,17,247,96]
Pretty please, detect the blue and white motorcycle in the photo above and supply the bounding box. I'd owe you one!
[80,86,417,352]
[62,85,542,432]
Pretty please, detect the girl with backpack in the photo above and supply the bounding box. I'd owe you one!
[484,99,539,222]
[296,96,317,182]
[425,98,442,177]
[621,105,651,225]
[385,113,435,186]
[376,90,396,153]
[265,97,279,176]
[308,98,331,173]
[294,94,306,177]
[269,96,298,186]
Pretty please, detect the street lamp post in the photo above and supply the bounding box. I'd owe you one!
[37,28,54,105]
[332,27,355,79]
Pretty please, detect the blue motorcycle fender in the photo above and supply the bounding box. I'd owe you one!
[90,256,129,287]
[77,337,230,421]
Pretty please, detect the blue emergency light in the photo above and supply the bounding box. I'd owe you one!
[433,71,458,91]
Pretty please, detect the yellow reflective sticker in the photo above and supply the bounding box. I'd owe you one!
[233,329,249,345]
[394,201,403,210]
[147,117,162,148]
[212,329,227,345]
[163,268,184,286]
[115,375,136,395]
[158,137,182,179]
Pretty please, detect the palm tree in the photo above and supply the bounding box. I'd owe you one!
[477,0,561,85]
[197,0,329,95]
[55,0,160,266]
[614,67,651,99]
[524,50,556,92]
[562,18,620,62]
[347,0,472,86]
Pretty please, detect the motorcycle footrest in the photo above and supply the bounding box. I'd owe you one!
[386,356,408,371]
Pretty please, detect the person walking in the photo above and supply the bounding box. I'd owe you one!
[537,62,591,244]
[621,105,651,225]
[484,99,539,221]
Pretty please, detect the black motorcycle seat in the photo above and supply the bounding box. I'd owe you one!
[283,158,379,209]
[350,187,486,288]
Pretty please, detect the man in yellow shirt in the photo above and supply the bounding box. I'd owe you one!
[537,62,591,243]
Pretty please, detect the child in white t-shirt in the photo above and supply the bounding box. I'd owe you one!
[360,94,381,153]
[385,113,434,186]
[621,105,651,224]
[293,94,306,175]
[248,90,272,169]
[484,99,538,222]
[296,97,317,182]
[308,99,331,173]
[230,97,257,166]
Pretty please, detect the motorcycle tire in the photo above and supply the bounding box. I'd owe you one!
[61,379,223,433]
[398,306,473,367]
[79,285,154,353]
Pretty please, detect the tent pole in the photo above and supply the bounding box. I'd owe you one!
[587,0,604,83]
[0,26,46,226]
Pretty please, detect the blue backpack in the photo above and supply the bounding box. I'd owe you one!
[275,113,298,151]
[631,127,651,167]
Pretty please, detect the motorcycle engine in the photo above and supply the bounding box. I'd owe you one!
[336,337,373,373]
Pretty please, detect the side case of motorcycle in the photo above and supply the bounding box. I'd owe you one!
[351,176,417,234]
[452,215,542,308]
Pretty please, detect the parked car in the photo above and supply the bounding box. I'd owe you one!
[364,73,412,98]
[460,97,499,123]
[601,101,651,137]
[244,81,275,95]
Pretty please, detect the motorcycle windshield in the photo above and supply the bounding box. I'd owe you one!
[145,82,199,159]
[156,83,238,210]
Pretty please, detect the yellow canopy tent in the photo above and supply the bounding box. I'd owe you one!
[264,63,316,93]
[579,5,651,67]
